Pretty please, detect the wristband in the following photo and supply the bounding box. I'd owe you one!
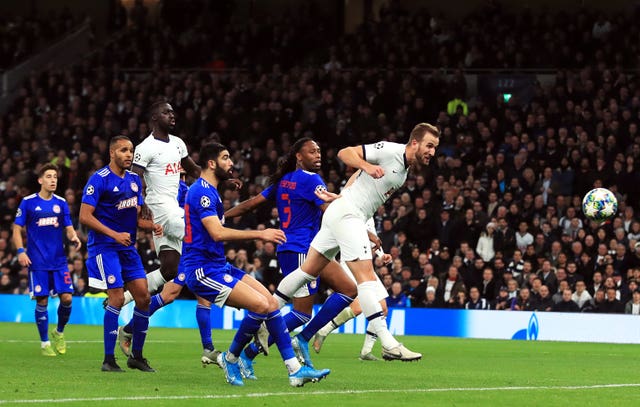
[17,248,25,255]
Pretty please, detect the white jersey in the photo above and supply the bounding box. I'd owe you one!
[340,141,408,218]
[133,134,188,209]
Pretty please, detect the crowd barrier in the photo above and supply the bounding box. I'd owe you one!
[1,294,638,344]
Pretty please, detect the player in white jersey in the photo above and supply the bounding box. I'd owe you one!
[312,217,391,361]
[118,101,222,366]
[277,123,440,363]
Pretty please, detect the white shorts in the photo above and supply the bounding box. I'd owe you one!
[310,198,372,262]
[340,261,388,301]
[150,205,184,255]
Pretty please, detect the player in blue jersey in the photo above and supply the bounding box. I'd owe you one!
[117,102,238,367]
[181,142,330,387]
[225,137,357,374]
[80,135,163,372]
[12,163,82,357]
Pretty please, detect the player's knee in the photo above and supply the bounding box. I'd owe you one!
[250,295,272,315]
[134,291,151,308]
[108,293,125,308]
[59,294,72,306]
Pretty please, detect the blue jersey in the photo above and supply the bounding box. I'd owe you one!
[81,166,144,256]
[181,178,226,270]
[177,179,188,208]
[14,193,72,271]
[261,169,326,253]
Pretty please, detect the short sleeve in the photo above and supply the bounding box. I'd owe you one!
[14,199,28,226]
[362,141,388,165]
[61,200,73,227]
[135,176,144,206]
[81,175,102,207]
[261,185,276,201]
[175,137,189,160]
[308,174,327,208]
[133,140,151,169]
[196,188,218,220]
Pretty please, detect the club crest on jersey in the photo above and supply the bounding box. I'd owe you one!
[37,216,59,227]
[116,196,138,210]
[53,204,61,214]
[86,185,95,195]
[200,195,211,208]
[107,275,116,284]
[35,285,42,293]
[130,182,138,192]
[223,274,233,283]
[310,280,317,289]
[165,162,183,175]
[15,208,21,218]
[177,273,186,281]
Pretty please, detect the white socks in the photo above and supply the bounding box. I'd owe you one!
[357,281,399,349]
[123,268,166,306]
[274,267,316,308]
[361,330,378,355]
[317,306,356,336]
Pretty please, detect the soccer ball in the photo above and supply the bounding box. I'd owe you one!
[582,188,618,222]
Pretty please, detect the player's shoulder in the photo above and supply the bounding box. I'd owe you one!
[52,194,67,203]
[126,169,140,179]
[95,166,111,178]
[22,193,37,201]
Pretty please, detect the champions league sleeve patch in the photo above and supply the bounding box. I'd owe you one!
[200,195,211,208]
[374,142,384,149]
[86,185,95,195]
[315,185,327,193]
[16,208,21,217]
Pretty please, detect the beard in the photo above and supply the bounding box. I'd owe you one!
[214,166,231,181]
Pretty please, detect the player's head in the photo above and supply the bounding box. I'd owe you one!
[109,135,134,171]
[149,100,175,133]
[269,137,319,186]
[407,123,440,167]
[200,142,233,182]
[38,163,59,193]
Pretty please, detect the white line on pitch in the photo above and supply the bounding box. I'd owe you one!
[1,383,639,404]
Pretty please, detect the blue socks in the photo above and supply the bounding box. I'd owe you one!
[299,293,354,342]
[196,304,213,350]
[130,307,150,359]
[244,309,311,360]
[265,310,296,361]
[35,304,48,342]
[124,294,164,334]
[104,305,120,357]
[229,311,266,357]
[57,302,72,333]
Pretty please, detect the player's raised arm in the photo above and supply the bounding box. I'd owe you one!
[337,145,384,179]
[225,193,268,218]
[202,214,285,244]
[181,155,201,180]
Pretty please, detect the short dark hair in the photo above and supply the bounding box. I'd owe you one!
[38,163,58,178]
[199,142,228,167]
[110,135,131,148]
[149,99,170,119]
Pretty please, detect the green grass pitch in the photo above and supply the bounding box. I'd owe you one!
[0,322,638,406]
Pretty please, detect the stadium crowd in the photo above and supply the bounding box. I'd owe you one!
[1,1,640,317]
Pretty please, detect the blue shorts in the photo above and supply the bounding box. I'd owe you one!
[29,268,73,297]
[278,251,318,297]
[86,247,146,290]
[185,263,246,307]
[172,262,187,287]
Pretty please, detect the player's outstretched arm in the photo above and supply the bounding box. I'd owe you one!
[79,203,132,246]
[202,215,285,244]
[337,146,384,179]
[11,224,31,267]
[225,194,267,218]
